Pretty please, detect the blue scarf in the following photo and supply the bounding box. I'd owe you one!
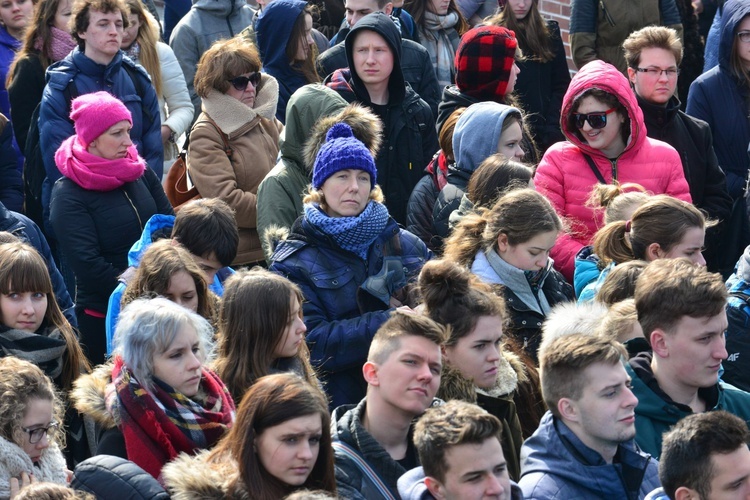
[304,201,389,260]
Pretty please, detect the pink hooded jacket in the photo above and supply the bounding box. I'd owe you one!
[534,60,691,282]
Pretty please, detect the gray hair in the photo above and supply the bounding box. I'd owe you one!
[113,297,215,390]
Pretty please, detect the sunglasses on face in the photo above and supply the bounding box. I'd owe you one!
[228,72,261,91]
[572,108,617,129]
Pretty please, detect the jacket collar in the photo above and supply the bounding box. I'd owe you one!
[637,94,680,130]
[71,47,123,80]
[200,74,279,136]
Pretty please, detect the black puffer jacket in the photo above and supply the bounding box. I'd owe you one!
[49,168,173,313]
[72,455,169,499]
[405,153,449,251]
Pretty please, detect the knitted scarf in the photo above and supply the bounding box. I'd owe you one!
[304,201,389,260]
[34,26,77,62]
[0,323,66,382]
[108,356,235,480]
[421,12,459,87]
[0,436,67,498]
[124,41,140,61]
[55,137,146,191]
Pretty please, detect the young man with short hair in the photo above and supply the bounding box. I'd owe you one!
[650,411,750,500]
[627,258,750,458]
[332,311,447,499]
[398,400,523,500]
[519,333,659,499]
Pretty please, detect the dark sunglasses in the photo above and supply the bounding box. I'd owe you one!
[572,108,617,129]
[228,72,261,91]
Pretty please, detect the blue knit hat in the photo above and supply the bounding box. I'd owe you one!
[312,123,377,189]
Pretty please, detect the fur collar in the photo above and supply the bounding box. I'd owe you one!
[200,74,279,136]
[71,363,118,429]
[162,451,247,500]
[437,348,525,402]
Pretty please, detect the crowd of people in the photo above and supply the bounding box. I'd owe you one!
[1,0,750,497]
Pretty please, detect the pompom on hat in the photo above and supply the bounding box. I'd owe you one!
[69,91,133,148]
[312,122,378,189]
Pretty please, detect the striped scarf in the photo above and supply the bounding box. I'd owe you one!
[0,323,65,381]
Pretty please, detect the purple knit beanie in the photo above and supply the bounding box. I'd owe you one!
[70,92,133,148]
[312,123,378,189]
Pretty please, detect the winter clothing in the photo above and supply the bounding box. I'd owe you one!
[725,246,750,392]
[405,152,450,250]
[455,0,499,22]
[398,466,525,500]
[577,261,614,304]
[432,102,521,240]
[325,13,438,225]
[417,12,462,88]
[168,0,255,123]
[71,455,169,499]
[55,139,144,192]
[162,451,247,499]
[455,26,517,101]
[0,115,21,212]
[534,60,691,281]
[569,0,683,73]
[626,352,750,458]
[573,245,601,298]
[0,25,23,173]
[269,209,431,408]
[687,0,750,199]
[0,436,67,498]
[188,75,282,265]
[69,92,132,148]
[471,248,574,362]
[256,0,312,124]
[8,53,45,153]
[519,411,660,499]
[257,84,348,262]
[313,123,378,189]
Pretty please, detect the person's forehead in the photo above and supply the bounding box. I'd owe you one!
[353,29,390,46]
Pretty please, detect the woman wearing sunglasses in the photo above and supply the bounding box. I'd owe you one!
[533,60,691,283]
[0,356,68,497]
[188,37,282,266]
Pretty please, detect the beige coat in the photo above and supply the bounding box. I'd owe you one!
[188,74,283,265]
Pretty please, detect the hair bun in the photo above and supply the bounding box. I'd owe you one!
[419,260,472,310]
[326,122,354,141]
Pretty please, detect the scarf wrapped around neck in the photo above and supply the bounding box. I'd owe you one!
[304,201,389,260]
[55,136,146,191]
[0,436,67,498]
[35,26,77,62]
[0,323,66,382]
[107,356,235,480]
[421,11,460,87]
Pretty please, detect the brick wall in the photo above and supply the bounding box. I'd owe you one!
[539,0,576,72]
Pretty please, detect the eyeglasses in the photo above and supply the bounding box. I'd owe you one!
[228,72,261,91]
[22,422,59,444]
[738,31,750,43]
[635,67,680,78]
[572,108,617,129]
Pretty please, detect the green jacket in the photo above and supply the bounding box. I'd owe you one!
[626,354,750,459]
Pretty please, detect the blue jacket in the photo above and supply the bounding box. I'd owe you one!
[270,214,431,408]
[573,245,601,298]
[0,115,21,212]
[519,412,660,500]
[105,214,234,353]
[686,0,750,199]
[0,202,76,327]
[256,0,309,124]
[725,245,750,392]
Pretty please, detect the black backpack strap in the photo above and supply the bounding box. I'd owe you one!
[121,63,154,124]
[582,153,607,184]
[730,291,750,303]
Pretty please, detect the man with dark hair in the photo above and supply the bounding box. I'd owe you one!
[519,333,659,499]
[627,258,750,458]
[332,311,447,499]
[105,198,239,350]
[398,400,523,499]
[648,411,750,500]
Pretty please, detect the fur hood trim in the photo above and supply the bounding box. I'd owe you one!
[302,103,383,172]
[263,224,291,257]
[438,346,521,402]
[71,363,118,429]
[201,74,279,136]
[162,451,246,500]
[540,301,608,354]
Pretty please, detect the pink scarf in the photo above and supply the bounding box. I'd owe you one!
[34,26,77,62]
[55,136,146,191]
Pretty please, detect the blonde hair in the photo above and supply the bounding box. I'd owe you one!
[123,0,162,96]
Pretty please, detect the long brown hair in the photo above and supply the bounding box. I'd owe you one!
[213,268,316,403]
[9,0,69,77]
[123,0,162,96]
[286,6,320,85]
[208,373,336,499]
[487,0,553,63]
[405,0,468,37]
[0,242,90,391]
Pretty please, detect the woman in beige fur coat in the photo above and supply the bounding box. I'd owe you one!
[189,37,283,266]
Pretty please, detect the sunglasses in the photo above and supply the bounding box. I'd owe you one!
[572,108,617,129]
[228,72,261,91]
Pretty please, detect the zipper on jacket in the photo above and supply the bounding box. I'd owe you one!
[599,0,615,26]
[122,189,143,231]
[609,158,618,182]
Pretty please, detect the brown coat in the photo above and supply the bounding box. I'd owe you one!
[188,75,283,265]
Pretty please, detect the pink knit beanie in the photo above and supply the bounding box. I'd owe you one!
[70,91,133,148]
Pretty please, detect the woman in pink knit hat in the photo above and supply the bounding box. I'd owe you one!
[49,91,173,365]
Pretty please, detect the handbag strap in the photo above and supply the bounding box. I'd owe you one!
[331,441,397,500]
[582,153,608,184]
[186,117,233,158]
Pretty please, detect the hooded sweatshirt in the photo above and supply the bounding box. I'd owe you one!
[256,0,311,124]
[432,102,521,239]
[534,60,691,282]
[686,0,750,199]
[725,246,750,392]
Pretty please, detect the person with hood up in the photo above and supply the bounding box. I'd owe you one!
[534,60,691,282]
[325,12,438,225]
[256,0,321,123]
[257,84,383,263]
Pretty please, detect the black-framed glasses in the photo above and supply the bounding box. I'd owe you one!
[635,67,680,78]
[572,108,617,129]
[228,72,261,91]
[738,31,750,43]
[22,422,59,444]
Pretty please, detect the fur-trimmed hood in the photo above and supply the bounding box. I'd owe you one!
[303,102,383,173]
[263,224,291,261]
[162,451,247,500]
[200,74,279,137]
[437,347,528,402]
[71,363,118,430]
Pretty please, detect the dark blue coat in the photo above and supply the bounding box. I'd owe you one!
[0,115,21,212]
[270,214,430,408]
